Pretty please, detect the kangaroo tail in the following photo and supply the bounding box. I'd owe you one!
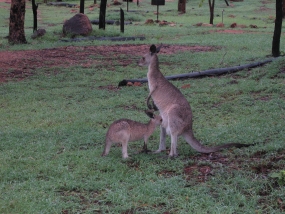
[182,132,254,153]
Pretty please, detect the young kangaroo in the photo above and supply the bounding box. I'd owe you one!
[101,110,162,159]
[138,44,251,157]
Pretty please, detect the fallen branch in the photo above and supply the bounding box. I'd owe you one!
[118,57,276,86]
[60,36,145,42]
[47,2,77,7]
[110,10,141,13]
[90,20,132,25]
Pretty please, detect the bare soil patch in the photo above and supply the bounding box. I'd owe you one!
[215,29,245,34]
[184,149,285,182]
[0,44,217,83]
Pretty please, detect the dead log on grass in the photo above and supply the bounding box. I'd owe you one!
[60,36,145,42]
[47,2,77,7]
[90,20,132,25]
[118,57,277,86]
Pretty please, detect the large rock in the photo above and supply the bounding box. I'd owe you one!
[63,13,92,37]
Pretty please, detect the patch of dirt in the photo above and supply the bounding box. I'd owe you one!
[0,44,217,83]
[184,164,213,182]
[97,85,121,92]
[58,189,105,213]
[256,5,273,12]
[125,159,140,170]
[215,29,245,34]
[261,0,272,4]
[185,149,285,180]
[157,169,178,178]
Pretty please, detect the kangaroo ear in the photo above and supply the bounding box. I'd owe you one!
[156,43,163,53]
[144,110,155,119]
[150,45,157,54]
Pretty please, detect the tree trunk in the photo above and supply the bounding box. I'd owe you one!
[208,0,215,24]
[178,0,186,13]
[9,0,27,44]
[80,0,84,14]
[283,0,285,18]
[120,8,124,33]
[272,0,283,57]
[99,0,107,29]
[32,0,38,32]
[224,0,229,6]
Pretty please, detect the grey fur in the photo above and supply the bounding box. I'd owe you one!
[138,44,251,157]
[102,110,162,158]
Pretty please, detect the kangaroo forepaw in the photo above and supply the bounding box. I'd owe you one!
[153,103,159,111]
[147,103,153,110]
[147,101,158,111]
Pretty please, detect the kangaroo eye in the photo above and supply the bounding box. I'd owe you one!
[142,57,145,61]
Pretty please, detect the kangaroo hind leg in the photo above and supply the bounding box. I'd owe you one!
[121,140,129,159]
[154,126,167,153]
[102,138,112,157]
[169,134,178,157]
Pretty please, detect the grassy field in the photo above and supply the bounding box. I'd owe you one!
[1,0,285,213]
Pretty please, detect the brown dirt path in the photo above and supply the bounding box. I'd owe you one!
[0,44,216,83]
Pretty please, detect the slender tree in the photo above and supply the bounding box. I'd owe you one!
[199,0,228,24]
[99,0,107,29]
[32,0,38,32]
[283,0,285,18]
[208,0,215,24]
[272,0,283,57]
[178,0,186,13]
[9,0,27,44]
[80,0,84,14]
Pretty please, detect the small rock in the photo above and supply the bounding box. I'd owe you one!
[237,24,247,28]
[216,23,224,27]
[31,29,46,39]
[230,22,237,28]
[194,22,203,26]
[181,84,191,89]
[159,20,168,26]
[133,82,142,87]
[250,24,258,28]
[202,23,213,27]
[113,0,122,5]
[145,19,154,24]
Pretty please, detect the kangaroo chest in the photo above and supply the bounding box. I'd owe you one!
[147,73,157,93]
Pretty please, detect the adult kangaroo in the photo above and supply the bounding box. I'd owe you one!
[138,44,251,157]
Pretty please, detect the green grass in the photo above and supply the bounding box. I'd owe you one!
[1,0,285,213]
